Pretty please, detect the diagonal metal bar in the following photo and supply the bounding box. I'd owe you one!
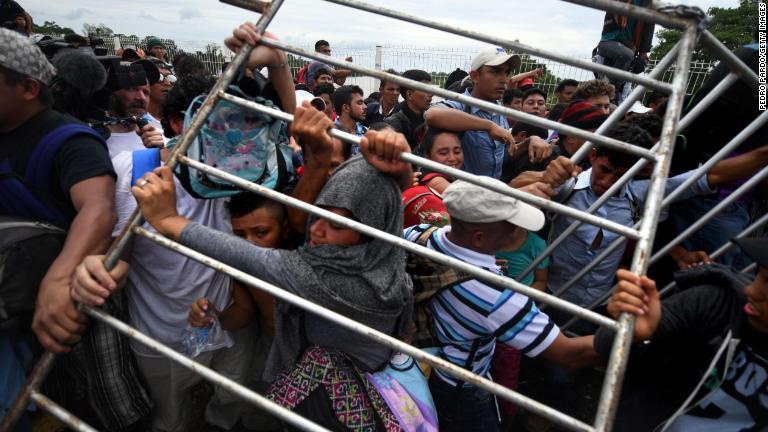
[257,38,657,161]
[568,40,680,165]
[560,0,692,29]
[594,25,697,431]
[322,0,674,92]
[552,107,768,300]
[80,303,330,432]
[700,30,760,91]
[219,0,271,13]
[0,4,286,432]
[219,91,641,240]
[133,227,596,432]
[177,153,619,330]
[28,392,99,432]
[677,73,739,131]
[564,170,768,330]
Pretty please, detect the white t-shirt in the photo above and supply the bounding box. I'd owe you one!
[110,150,234,357]
[107,132,143,159]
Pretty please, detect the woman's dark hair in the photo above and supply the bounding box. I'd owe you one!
[417,127,460,157]
[160,74,214,138]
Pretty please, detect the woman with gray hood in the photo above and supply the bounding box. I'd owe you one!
[130,128,415,431]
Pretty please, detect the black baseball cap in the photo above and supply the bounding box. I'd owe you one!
[734,237,768,268]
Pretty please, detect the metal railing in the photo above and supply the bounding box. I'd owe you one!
[2,1,761,432]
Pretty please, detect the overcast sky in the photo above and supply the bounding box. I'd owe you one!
[23,0,737,55]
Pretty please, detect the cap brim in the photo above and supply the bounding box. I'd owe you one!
[485,53,522,70]
[505,200,545,232]
[734,237,768,268]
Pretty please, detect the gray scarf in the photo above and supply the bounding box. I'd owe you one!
[265,156,413,379]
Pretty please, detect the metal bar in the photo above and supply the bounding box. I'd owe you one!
[568,41,681,165]
[219,91,642,240]
[656,212,768,297]
[741,262,757,274]
[104,0,285,270]
[700,30,760,91]
[80,303,330,432]
[28,392,99,432]
[677,73,739,132]
[178,154,618,330]
[651,165,768,262]
[133,227,596,432]
[522,64,740,281]
[258,37,658,161]
[560,0,692,29]
[322,0,674,93]
[0,352,57,432]
[219,0,271,13]
[594,25,697,432]
[552,107,768,299]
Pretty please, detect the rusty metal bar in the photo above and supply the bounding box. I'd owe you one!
[28,392,99,432]
[594,25,697,431]
[177,154,618,331]
[132,226,596,432]
[79,303,330,432]
[322,0,674,93]
[0,352,57,432]
[560,0,692,29]
[257,37,659,161]
[219,91,641,240]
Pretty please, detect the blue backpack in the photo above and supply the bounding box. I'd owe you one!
[0,124,107,229]
[173,86,294,199]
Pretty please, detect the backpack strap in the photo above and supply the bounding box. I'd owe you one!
[25,124,106,191]
[416,226,440,247]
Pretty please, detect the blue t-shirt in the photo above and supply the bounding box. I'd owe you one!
[496,232,548,287]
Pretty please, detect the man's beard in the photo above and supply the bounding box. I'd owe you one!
[112,95,146,118]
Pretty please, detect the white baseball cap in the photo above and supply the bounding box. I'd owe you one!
[470,49,522,72]
[295,89,326,111]
[443,179,545,231]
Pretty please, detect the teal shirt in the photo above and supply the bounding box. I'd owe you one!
[496,232,548,287]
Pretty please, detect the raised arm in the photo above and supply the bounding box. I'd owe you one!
[360,129,414,191]
[706,144,768,187]
[425,106,513,147]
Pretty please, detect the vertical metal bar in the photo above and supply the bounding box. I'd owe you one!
[321,0,675,91]
[594,25,697,432]
[700,30,760,90]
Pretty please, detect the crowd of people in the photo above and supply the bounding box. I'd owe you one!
[1,1,767,431]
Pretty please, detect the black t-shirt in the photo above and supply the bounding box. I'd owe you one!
[0,1,23,26]
[0,109,115,222]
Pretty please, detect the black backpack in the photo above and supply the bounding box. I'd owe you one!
[0,217,66,333]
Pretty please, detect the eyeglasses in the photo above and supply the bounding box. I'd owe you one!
[159,73,177,84]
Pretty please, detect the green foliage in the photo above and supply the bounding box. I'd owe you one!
[650,0,758,63]
[510,53,563,105]
[32,20,75,35]
[82,23,114,36]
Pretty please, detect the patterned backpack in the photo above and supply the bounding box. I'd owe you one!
[174,86,294,199]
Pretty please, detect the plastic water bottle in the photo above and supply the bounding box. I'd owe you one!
[182,305,221,358]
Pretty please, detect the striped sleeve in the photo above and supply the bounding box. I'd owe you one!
[488,293,560,357]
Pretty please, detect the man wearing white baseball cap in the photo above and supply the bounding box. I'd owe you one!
[425,50,521,180]
[403,178,649,431]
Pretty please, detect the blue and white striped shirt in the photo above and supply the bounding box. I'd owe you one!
[404,224,559,386]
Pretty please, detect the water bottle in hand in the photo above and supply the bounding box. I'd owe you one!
[182,301,221,358]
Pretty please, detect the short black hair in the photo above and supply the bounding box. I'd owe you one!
[161,74,214,137]
[595,123,653,169]
[502,88,524,105]
[522,87,547,102]
[365,92,380,104]
[644,90,667,106]
[625,113,663,139]
[556,79,579,93]
[379,69,399,89]
[314,68,332,81]
[313,82,335,98]
[0,65,52,106]
[226,192,286,220]
[332,85,364,114]
[418,127,460,157]
[511,122,548,139]
[315,40,329,51]
[547,102,569,121]
[399,69,431,99]
[174,55,207,79]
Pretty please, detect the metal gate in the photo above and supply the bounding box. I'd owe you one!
[1,0,763,431]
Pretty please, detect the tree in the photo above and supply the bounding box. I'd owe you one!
[32,20,75,35]
[82,23,114,37]
[650,0,758,63]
